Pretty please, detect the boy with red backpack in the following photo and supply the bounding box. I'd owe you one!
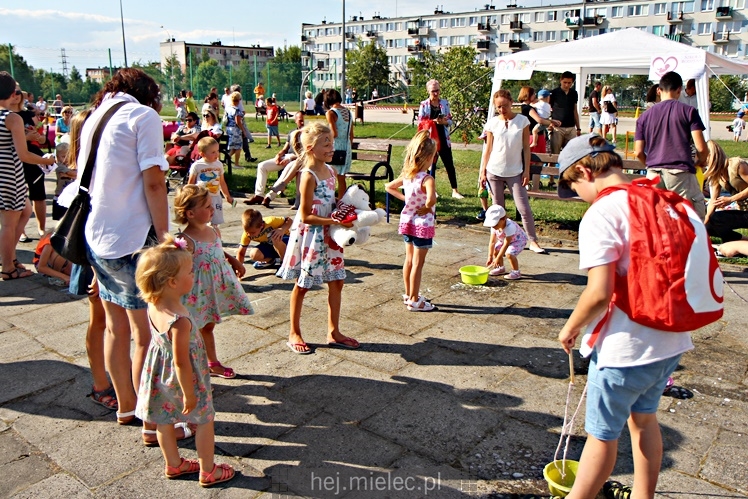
[556,134,724,499]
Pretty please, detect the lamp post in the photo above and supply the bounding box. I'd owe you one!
[160,26,175,98]
[342,0,346,95]
[119,0,128,67]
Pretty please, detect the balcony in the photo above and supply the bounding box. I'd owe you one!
[301,35,307,42]
[667,11,684,22]
[582,16,602,26]
[345,32,355,40]
[713,31,730,43]
[716,6,732,18]
[565,17,582,29]
[477,22,492,32]
[418,27,430,35]
[366,30,378,38]
[476,40,490,50]
[665,33,683,42]
[407,28,419,36]
[407,44,424,52]
[300,50,310,57]
[510,21,523,31]
[509,39,523,51]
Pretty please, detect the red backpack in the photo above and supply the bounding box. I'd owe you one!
[594,177,724,333]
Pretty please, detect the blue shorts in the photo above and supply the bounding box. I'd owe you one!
[256,235,289,258]
[589,112,601,130]
[585,351,683,441]
[87,247,146,310]
[403,234,433,249]
[266,125,279,137]
[68,264,95,296]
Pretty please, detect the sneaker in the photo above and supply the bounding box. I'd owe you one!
[253,261,273,269]
[489,266,506,276]
[451,191,465,199]
[476,209,486,221]
[504,270,521,280]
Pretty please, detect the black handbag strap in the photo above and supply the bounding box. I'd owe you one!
[79,101,129,191]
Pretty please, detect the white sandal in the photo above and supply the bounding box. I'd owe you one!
[402,294,431,305]
[116,409,137,425]
[407,296,437,312]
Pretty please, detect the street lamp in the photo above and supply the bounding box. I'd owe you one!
[161,26,175,99]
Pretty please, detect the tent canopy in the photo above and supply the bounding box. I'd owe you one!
[490,28,748,139]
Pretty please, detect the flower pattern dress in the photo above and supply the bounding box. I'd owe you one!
[277,166,346,288]
[398,171,436,239]
[182,229,253,329]
[136,314,214,424]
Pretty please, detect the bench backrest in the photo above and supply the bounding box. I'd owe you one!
[351,141,392,165]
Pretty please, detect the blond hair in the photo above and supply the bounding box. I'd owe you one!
[135,234,193,303]
[197,136,218,154]
[703,140,729,189]
[242,209,263,231]
[173,184,211,225]
[55,142,69,163]
[402,130,437,179]
[300,122,332,169]
[230,91,242,104]
[65,109,90,169]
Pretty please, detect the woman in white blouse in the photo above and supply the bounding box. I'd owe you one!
[600,85,618,142]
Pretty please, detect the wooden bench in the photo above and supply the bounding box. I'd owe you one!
[345,141,395,221]
[254,106,267,121]
[219,133,233,176]
[526,153,645,201]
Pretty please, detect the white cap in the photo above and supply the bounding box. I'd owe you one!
[483,205,507,227]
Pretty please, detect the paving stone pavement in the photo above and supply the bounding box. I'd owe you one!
[1,181,748,498]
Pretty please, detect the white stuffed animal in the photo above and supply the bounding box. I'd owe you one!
[329,185,385,247]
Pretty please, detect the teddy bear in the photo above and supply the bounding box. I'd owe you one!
[329,184,386,247]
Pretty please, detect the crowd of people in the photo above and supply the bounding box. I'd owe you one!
[0,65,741,496]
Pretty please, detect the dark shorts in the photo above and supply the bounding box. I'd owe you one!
[23,163,46,201]
[256,235,289,258]
[403,234,433,249]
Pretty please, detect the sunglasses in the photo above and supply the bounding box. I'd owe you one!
[202,114,211,118]
[14,89,22,96]
[63,111,73,115]
[185,118,195,122]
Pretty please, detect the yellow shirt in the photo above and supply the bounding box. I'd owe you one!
[240,216,288,246]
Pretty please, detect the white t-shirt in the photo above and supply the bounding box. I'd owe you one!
[532,100,551,120]
[221,93,232,110]
[305,98,315,112]
[578,190,694,368]
[732,117,744,133]
[189,159,224,197]
[82,93,169,258]
[483,114,530,178]
[37,100,47,113]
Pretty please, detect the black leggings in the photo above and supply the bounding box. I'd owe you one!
[429,141,458,189]
[706,210,748,242]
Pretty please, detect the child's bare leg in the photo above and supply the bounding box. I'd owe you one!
[403,243,414,298]
[289,284,309,351]
[507,254,519,271]
[326,279,349,341]
[628,412,663,498]
[531,130,539,147]
[408,247,429,302]
[567,435,618,499]
[86,294,110,392]
[195,421,216,473]
[272,240,287,261]
[201,322,219,366]
[157,423,182,469]
[249,247,272,264]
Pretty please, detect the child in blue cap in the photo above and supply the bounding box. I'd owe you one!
[732,111,744,142]
[531,89,553,147]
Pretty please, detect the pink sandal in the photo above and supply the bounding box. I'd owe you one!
[165,457,200,479]
[208,362,236,379]
[199,463,236,487]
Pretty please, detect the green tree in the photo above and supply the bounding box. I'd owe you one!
[407,46,493,143]
[709,75,745,112]
[194,59,228,101]
[346,40,390,97]
[269,46,302,102]
[65,66,84,103]
[0,45,38,95]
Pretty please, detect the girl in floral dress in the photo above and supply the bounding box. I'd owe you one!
[134,236,234,487]
[277,122,360,354]
[174,185,253,378]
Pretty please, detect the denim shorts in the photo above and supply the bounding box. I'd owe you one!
[589,112,601,130]
[68,264,95,296]
[585,351,682,441]
[266,125,279,136]
[403,234,433,249]
[87,247,147,310]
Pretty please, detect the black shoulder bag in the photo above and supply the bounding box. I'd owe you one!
[51,102,128,265]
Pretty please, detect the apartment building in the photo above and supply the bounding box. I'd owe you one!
[159,39,274,73]
[301,0,747,88]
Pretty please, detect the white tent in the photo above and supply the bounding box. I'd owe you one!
[490,28,748,140]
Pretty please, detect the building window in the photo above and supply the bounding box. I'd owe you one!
[560,31,570,41]
[546,30,556,41]
[535,11,545,22]
[653,25,666,35]
[396,38,405,48]
[440,36,449,46]
[501,14,511,24]
[468,34,478,43]
[440,18,449,28]
[521,13,532,22]
[520,32,532,41]
[548,10,557,21]
[450,35,466,45]
[654,2,667,13]
[702,0,715,9]
[469,16,479,25]
[628,4,650,15]
[451,17,466,27]
[698,22,713,33]
[534,31,544,41]
[500,33,510,43]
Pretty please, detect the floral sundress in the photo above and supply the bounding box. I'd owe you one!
[182,229,253,329]
[277,165,346,288]
[136,314,214,425]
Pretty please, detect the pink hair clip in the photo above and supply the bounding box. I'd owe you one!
[174,237,187,250]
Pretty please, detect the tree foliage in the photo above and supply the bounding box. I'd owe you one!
[709,75,745,112]
[345,41,390,97]
[407,46,493,144]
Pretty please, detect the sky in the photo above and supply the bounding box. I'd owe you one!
[2,0,565,74]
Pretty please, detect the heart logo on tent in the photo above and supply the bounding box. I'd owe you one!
[652,56,678,77]
[497,60,516,71]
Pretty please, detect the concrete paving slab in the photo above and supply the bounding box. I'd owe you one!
[8,300,89,337]
[0,329,46,363]
[10,473,94,499]
[0,430,56,497]
[699,429,748,494]
[0,355,83,405]
[0,283,77,317]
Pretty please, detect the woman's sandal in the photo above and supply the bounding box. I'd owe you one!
[142,422,196,447]
[402,294,431,305]
[602,480,632,499]
[199,463,236,488]
[116,410,138,426]
[1,267,33,280]
[208,361,237,379]
[87,385,118,411]
[13,259,26,270]
[165,457,200,479]
[407,296,437,312]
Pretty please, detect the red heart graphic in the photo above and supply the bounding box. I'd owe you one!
[497,60,517,72]
[652,56,679,77]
